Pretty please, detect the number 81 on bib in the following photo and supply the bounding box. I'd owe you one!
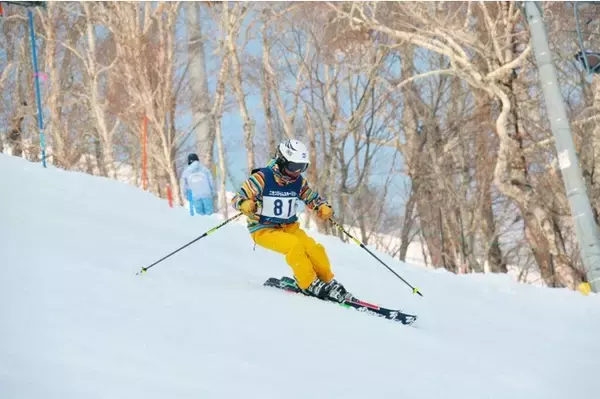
[261,196,298,220]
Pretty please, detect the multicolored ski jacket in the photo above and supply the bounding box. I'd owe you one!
[231,160,328,233]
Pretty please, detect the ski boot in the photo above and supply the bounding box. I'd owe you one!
[326,279,352,303]
[304,278,352,303]
[304,278,329,299]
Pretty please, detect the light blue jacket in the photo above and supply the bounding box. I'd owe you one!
[181,161,215,200]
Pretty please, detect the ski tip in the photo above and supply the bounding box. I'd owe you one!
[413,287,423,297]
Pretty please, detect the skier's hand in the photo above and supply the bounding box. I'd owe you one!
[317,204,333,220]
[240,200,257,217]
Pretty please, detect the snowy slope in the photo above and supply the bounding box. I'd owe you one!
[1,153,599,399]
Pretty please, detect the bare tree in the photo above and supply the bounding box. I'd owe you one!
[34,3,90,168]
[205,3,235,215]
[398,183,418,262]
[260,17,277,156]
[225,3,256,172]
[105,2,186,201]
[56,3,120,176]
[1,9,34,160]
[186,2,214,169]
[325,1,587,288]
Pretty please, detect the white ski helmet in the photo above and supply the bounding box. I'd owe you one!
[275,139,310,173]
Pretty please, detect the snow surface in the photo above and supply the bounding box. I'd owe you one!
[1,153,599,399]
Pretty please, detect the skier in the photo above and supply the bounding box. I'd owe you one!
[232,139,351,303]
[181,153,215,215]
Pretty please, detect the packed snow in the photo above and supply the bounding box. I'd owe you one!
[1,153,599,399]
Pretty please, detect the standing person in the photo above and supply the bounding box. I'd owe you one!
[231,139,351,303]
[181,153,215,215]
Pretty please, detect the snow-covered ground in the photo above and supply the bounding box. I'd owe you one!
[1,153,599,399]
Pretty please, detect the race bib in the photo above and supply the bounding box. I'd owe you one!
[261,196,298,220]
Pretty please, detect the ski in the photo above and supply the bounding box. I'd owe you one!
[263,276,418,326]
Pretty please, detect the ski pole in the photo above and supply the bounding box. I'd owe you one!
[136,212,243,275]
[330,218,423,297]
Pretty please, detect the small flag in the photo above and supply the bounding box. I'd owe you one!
[34,72,48,82]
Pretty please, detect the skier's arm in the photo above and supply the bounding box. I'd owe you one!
[299,178,329,211]
[231,171,265,211]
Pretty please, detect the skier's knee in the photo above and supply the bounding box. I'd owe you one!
[285,241,306,263]
[284,235,303,253]
[308,243,328,260]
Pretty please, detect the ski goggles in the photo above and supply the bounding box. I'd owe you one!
[285,161,309,173]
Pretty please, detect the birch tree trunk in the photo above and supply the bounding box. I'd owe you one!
[226,4,254,172]
[186,2,214,169]
[261,25,277,156]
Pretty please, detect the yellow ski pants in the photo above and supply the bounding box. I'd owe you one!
[252,222,334,289]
